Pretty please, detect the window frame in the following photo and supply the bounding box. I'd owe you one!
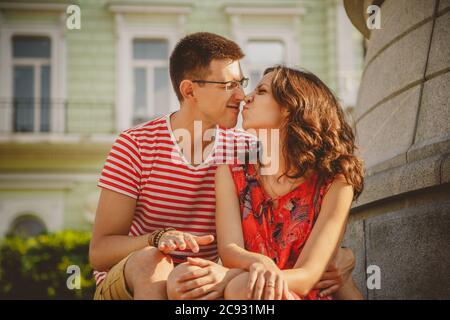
[114,13,181,131]
[245,38,287,89]
[229,20,300,93]
[131,38,170,125]
[0,20,67,134]
[12,36,52,132]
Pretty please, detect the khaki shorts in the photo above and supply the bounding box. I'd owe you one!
[93,253,134,300]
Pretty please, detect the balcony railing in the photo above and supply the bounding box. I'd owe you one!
[0,98,116,134]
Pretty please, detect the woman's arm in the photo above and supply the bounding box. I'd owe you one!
[215,165,273,270]
[282,174,354,297]
[89,188,150,271]
[216,165,290,299]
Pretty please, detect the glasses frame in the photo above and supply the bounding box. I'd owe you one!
[192,77,249,91]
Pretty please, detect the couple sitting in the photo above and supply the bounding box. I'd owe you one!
[90,32,364,300]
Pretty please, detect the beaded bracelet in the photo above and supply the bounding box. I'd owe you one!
[147,229,159,247]
[148,227,176,247]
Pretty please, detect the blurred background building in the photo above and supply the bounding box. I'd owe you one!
[0,0,363,238]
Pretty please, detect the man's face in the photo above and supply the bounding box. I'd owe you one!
[192,59,245,128]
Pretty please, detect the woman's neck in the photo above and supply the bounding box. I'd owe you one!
[256,128,287,179]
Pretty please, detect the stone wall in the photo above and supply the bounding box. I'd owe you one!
[343,0,450,299]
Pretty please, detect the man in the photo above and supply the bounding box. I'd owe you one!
[90,32,361,300]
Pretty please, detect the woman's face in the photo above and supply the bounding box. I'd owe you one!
[242,71,286,132]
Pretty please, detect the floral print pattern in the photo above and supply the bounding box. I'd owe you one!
[229,163,334,300]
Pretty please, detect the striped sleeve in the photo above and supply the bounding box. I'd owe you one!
[98,132,142,199]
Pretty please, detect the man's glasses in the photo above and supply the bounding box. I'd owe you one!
[192,77,249,91]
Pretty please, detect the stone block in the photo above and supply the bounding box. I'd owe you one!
[415,71,450,144]
[356,154,442,206]
[356,85,421,169]
[365,199,450,299]
[426,11,450,76]
[366,0,436,63]
[356,21,432,119]
[342,218,367,298]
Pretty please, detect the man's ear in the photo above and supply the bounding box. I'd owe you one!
[179,80,195,100]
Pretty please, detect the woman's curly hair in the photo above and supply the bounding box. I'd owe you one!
[263,66,364,200]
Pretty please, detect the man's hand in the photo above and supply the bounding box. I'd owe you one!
[175,257,238,300]
[314,247,356,297]
[158,231,214,254]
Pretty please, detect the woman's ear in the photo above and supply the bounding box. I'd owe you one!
[179,80,195,100]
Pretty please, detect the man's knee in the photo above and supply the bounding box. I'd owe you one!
[224,272,249,300]
[124,246,173,291]
[166,262,203,300]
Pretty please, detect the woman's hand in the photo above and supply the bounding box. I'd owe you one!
[246,261,290,300]
[158,230,214,254]
[175,257,240,300]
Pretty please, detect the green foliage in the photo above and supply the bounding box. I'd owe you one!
[0,230,95,299]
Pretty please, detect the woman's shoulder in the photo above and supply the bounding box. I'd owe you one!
[311,172,346,198]
[215,164,251,196]
[333,173,349,184]
[215,163,246,179]
[319,173,354,202]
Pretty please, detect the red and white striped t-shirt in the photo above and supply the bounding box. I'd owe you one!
[94,113,256,286]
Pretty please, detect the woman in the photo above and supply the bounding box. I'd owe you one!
[215,66,364,300]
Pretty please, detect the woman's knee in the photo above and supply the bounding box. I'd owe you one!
[166,262,203,300]
[224,272,249,300]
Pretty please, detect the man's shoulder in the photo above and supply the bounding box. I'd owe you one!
[123,114,169,137]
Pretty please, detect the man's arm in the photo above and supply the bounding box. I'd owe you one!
[334,277,364,300]
[89,188,150,271]
[316,247,364,299]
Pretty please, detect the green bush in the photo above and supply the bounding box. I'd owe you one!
[0,230,95,299]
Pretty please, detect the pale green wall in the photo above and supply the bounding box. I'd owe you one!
[66,0,116,134]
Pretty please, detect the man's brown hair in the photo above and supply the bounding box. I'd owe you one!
[169,32,245,101]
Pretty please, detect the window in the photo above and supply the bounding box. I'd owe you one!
[12,36,52,133]
[245,40,285,88]
[132,39,170,125]
[7,214,47,238]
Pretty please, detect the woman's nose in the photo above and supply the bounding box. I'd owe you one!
[244,94,254,104]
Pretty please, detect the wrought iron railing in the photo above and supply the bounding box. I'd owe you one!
[0,98,116,134]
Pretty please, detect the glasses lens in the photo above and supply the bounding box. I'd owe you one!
[241,78,249,89]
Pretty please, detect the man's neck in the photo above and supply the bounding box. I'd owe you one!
[170,104,217,165]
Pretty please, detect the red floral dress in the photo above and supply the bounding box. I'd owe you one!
[228,163,334,300]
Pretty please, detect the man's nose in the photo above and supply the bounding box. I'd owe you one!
[232,86,245,102]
